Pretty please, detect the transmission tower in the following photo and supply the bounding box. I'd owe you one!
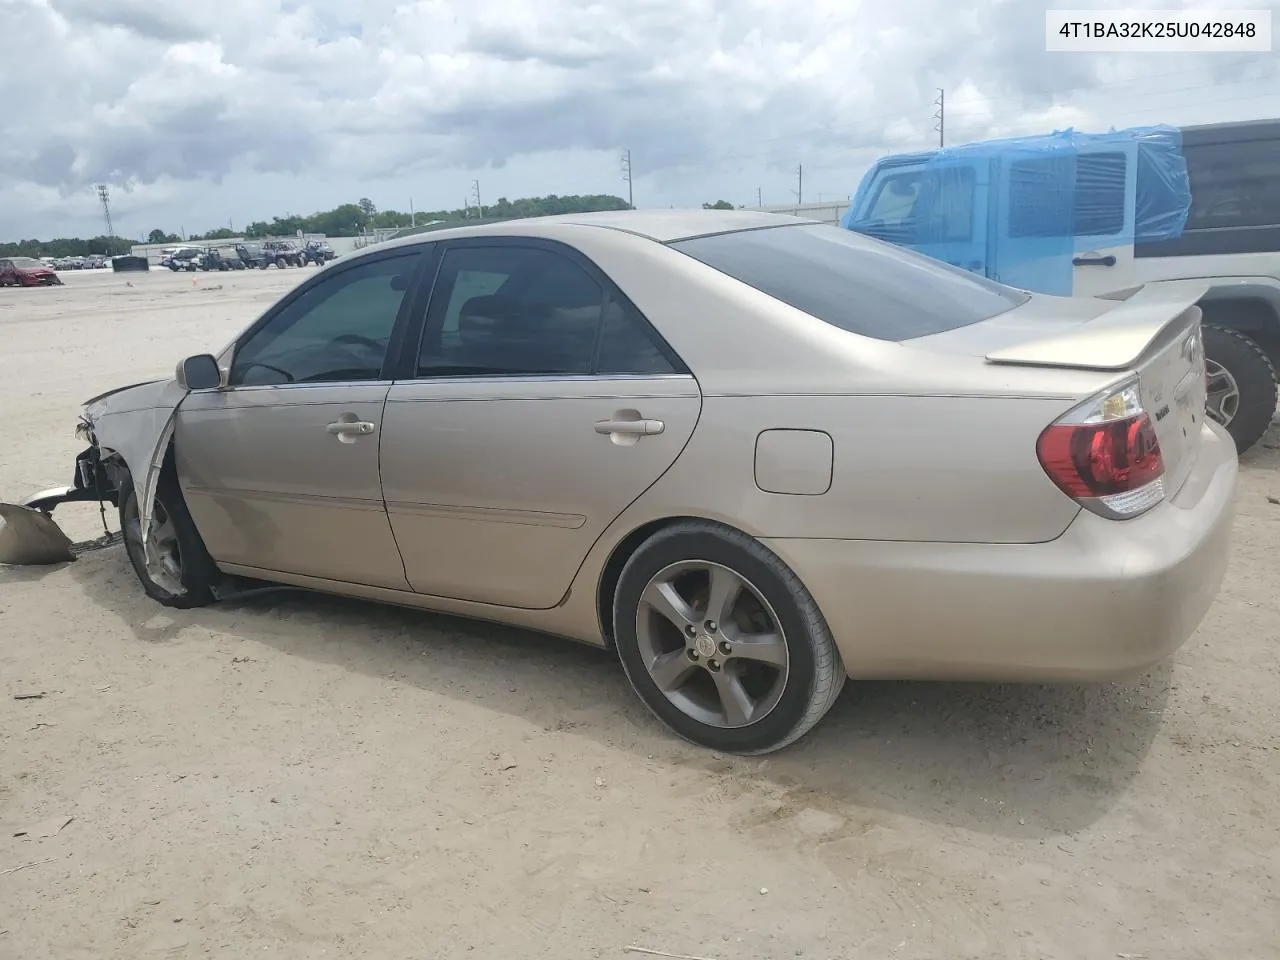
[620,149,634,208]
[933,88,945,148]
[96,184,114,238]
[471,180,484,218]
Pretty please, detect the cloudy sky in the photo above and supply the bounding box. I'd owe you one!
[1,0,1277,241]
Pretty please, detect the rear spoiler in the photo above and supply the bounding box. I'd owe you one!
[985,282,1209,371]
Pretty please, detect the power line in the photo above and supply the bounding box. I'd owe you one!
[645,70,1279,173]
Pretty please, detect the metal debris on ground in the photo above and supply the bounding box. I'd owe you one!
[71,531,123,556]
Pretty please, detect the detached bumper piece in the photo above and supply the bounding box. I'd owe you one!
[0,445,116,565]
[0,503,75,564]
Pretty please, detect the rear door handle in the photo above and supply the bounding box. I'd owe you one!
[595,418,665,437]
[326,419,377,444]
[1072,254,1117,267]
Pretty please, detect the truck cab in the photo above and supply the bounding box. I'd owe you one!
[845,120,1280,453]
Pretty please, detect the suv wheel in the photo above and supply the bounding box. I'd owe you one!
[1203,324,1277,455]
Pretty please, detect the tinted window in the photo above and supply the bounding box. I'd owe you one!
[670,224,1027,341]
[1181,136,1280,230]
[596,298,679,375]
[1008,152,1127,238]
[418,246,603,376]
[230,252,421,386]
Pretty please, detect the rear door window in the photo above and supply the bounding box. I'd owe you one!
[1181,136,1280,229]
[418,245,603,377]
[670,224,1027,341]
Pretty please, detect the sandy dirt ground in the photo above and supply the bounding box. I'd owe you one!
[1,267,1278,960]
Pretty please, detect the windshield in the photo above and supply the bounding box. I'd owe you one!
[669,223,1028,342]
[11,257,43,268]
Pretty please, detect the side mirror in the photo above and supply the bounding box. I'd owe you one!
[176,354,222,391]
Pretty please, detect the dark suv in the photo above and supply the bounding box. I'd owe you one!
[261,240,305,268]
[235,243,267,269]
[198,246,246,271]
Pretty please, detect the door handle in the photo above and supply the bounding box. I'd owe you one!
[1072,254,1117,267]
[595,418,665,437]
[326,419,376,444]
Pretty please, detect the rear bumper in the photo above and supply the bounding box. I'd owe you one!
[763,421,1238,681]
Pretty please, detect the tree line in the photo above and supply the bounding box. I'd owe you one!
[0,235,135,259]
[2,194,749,258]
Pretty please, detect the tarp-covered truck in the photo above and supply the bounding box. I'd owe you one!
[844,120,1280,454]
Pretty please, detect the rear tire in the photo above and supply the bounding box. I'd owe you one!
[1203,324,1276,455]
[612,520,845,754]
[118,468,218,609]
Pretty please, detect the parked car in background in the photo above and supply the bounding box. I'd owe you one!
[262,240,305,268]
[14,211,1237,754]
[0,257,64,286]
[198,246,246,271]
[83,255,109,269]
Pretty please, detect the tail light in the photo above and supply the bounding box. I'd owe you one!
[1036,378,1165,519]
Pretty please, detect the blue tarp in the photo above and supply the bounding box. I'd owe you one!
[841,125,1191,295]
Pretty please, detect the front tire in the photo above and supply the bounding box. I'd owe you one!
[612,521,845,754]
[1203,324,1277,455]
[119,469,218,609]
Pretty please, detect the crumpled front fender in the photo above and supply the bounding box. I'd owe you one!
[84,378,191,557]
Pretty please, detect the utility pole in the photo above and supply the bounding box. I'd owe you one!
[794,164,803,206]
[96,184,113,238]
[410,198,416,227]
[757,186,762,208]
[620,149,634,208]
[934,88,945,148]
[471,180,483,218]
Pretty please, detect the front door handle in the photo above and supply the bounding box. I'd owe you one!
[595,418,665,437]
[1072,254,1117,267]
[326,419,377,444]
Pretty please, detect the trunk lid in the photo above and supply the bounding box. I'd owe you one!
[913,283,1210,499]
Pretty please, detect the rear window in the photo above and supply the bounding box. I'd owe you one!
[669,224,1028,341]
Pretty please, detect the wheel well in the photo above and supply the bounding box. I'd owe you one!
[595,516,707,648]
[1200,297,1280,366]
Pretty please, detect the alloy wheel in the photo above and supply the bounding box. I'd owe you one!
[1205,358,1241,427]
[635,560,790,729]
[125,497,185,597]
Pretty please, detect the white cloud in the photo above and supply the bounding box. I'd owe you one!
[1,0,1277,238]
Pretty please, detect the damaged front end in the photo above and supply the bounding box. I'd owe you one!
[0,377,187,567]
[0,426,117,564]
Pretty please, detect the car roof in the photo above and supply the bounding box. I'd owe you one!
[365,209,820,256]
